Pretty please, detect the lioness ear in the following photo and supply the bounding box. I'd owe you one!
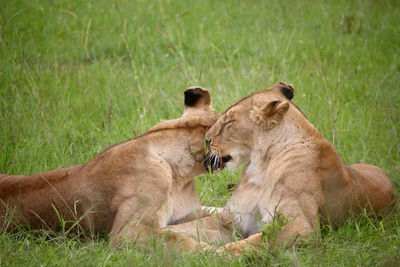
[226,109,235,119]
[184,87,211,108]
[250,100,289,129]
[268,81,295,100]
[278,82,295,100]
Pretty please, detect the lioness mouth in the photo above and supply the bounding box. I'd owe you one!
[203,153,232,172]
[221,155,232,165]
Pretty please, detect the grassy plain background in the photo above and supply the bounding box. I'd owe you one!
[1,0,399,265]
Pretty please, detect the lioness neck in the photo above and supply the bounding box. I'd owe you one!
[245,111,325,185]
[146,127,206,183]
[256,116,321,156]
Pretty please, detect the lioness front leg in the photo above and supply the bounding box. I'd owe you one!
[109,198,211,252]
[111,222,211,252]
[217,221,315,256]
[166,214,234,244]
[217,232,263,256]
[201,206,225,215]
[218,203,319,256]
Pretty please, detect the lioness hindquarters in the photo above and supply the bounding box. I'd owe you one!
[0,165,86,232]
[348,163,395,214]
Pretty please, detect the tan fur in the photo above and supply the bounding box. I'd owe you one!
[0,87,219,252]
[203,81,395,255]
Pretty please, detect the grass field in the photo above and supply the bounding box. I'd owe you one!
[1,0,399,265]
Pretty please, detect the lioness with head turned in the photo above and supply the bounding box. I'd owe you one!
[0,87,218,252]
[203,82,394,255]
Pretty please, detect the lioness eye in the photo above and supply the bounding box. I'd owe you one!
[226,119,234,124]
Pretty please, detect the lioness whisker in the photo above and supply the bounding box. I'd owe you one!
[203,151,222,172]
[212,155,220,171]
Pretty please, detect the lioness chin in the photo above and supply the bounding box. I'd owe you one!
[0,87,219,252]
[201,81,394,256]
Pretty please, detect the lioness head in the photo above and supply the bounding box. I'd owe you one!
[203,82,294,172]
[148,86,219,172]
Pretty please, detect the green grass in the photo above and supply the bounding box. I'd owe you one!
[1,0,399,265]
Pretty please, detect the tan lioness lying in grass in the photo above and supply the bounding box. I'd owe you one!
[173,81,394,255]
[0,87,220,252]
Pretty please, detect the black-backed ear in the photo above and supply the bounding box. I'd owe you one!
[250,100,289,129]
[278,81,295,100]
[184,87,203,107]
[184,87,211,107]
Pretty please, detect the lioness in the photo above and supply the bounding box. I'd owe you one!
[0,87,219,252]
[202,82,394,255]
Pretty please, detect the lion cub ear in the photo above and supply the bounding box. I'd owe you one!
[184,87,211,108]
[250,100,289,130]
